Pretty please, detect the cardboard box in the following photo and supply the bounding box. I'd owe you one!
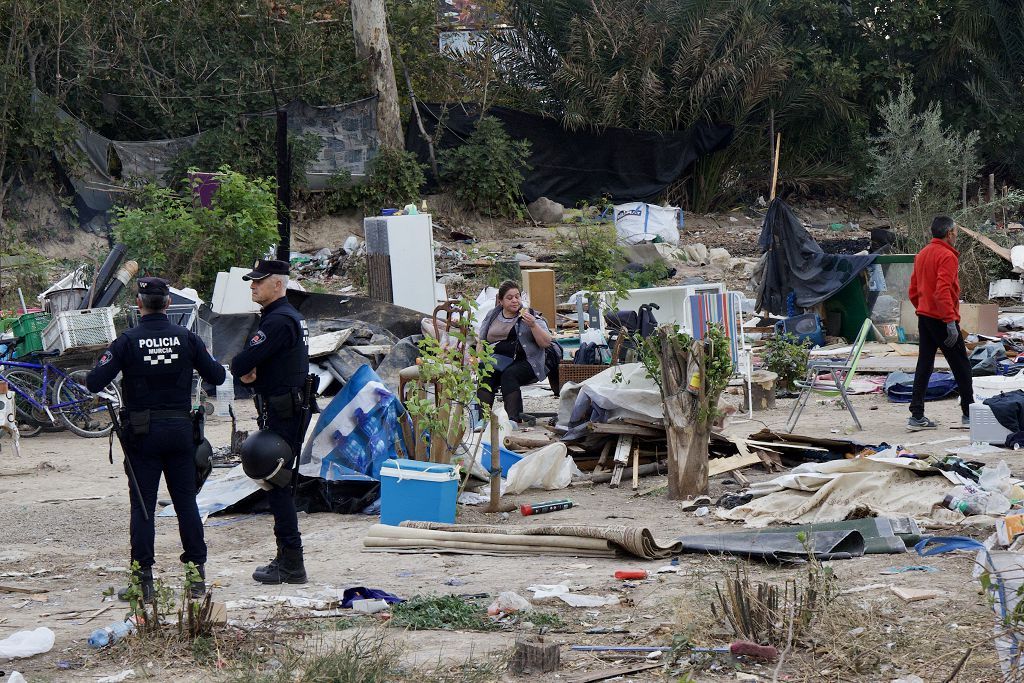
[898,301,998,340]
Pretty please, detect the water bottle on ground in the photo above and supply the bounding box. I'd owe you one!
[87,617,137,649]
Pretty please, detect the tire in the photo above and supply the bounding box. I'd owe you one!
[4,369,49,438]
[54,369,121,438]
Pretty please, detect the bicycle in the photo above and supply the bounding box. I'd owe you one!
[0,350,121,438]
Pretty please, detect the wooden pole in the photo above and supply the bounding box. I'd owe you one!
[990,173,997,223]
[486,414,500,511]
[351,0,403,149]
[769,133,782,201]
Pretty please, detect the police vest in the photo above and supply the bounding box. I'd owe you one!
[120,321,195,411]
[253,303,309,396]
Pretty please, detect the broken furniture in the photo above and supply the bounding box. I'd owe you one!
[364,213,438,315]
[785,317,872,433]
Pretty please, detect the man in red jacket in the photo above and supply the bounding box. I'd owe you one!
[907,216,974,430]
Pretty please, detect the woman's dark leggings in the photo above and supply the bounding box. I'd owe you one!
[477,359,537,421]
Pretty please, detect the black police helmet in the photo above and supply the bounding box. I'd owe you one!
[240,430,294,489]
[195,438,213,492]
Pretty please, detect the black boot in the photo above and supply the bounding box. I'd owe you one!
[117,567,154,602]
[188,564,207,599]
[252,546,306,584]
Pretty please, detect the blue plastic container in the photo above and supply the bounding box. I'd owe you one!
[379,459,459,526]
[481,443,523,477]
[775,313,826,348]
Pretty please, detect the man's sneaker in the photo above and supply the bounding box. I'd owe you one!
[962,414,971,427]
[907,416,937,431]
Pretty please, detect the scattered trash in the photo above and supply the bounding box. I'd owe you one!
[0,627,55,658]
[614,570,648,580]
[879,565,939,575]
[526,582,619,608]
[351,599,390,615]
[694,506,710,517]
[520,499,574,516]
[88,617,137,648]
[890,586,941,602]
[8,673,27,683]
[488,591,531,616]
[96,670,136,683]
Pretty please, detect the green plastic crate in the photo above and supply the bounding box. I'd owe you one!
[12,312,51,357]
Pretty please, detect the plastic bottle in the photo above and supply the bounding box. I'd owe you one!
[87,618,137,649]
[213,365,234,417]
[943,484,1011,516]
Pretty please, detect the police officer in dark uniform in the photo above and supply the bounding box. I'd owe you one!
[230,259,310,584]
[87,277,226,599]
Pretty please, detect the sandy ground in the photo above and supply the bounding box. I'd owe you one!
[0,383,1013,682]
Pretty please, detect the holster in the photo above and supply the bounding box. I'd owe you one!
[191,409,205,445]
[119,408,150,438]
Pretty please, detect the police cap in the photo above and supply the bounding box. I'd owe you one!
[242,259,289,281]
[137,276,170,297]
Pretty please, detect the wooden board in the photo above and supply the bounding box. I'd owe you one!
[708,451,761,477]
[564,663,662,683]
[609,435,632,489]
[588,422,665,438]
[522,268,557,331]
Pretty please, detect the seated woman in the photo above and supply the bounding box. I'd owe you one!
[477,280,552,423]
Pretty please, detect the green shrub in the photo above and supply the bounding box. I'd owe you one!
[763,332,810,392]
[359,147,426,215]
[113,166,278,296]
[556,222,629,296]
[439,116,531,218]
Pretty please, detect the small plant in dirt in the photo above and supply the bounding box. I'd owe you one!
[555,222,629,297]
[390,594,498,631]
[359,147,426,215]
[763,332,810,393]
[439,116,531,219]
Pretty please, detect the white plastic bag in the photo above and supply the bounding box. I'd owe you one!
[0,627,55,659]
[613,202,681,245]
[505,442,578,494]
[472,287,498,335]
[487,591,531,616]
[980,461,1013,496]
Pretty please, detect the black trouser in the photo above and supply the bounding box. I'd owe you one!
[265,413,302,550]
[910,315,974,419]
[127,418,206,569]
[478,359,538,421]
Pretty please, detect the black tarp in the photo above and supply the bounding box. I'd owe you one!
[405,103,733,205]
[678,529,866,562]
[756,199,876,315]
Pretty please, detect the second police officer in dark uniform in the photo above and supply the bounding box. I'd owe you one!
[87,277,226,599]
[230,259,310,584]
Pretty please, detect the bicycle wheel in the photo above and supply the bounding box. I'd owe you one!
[4,369,49,438]
[54,369,121,438]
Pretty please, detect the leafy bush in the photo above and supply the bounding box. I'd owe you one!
[113,166,278,296]
[556,223,629,296]
[861,78,979,247]
[763,332,810,392]
[439,116,531,218]
[359,147,426,215]
[165,119,321,191]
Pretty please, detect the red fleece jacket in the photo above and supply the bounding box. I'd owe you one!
[909,238,960,323]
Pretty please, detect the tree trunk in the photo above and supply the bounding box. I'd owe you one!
[351,0,403,149]
[658,331,709,499]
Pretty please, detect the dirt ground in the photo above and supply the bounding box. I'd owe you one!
[0,384,1012,683]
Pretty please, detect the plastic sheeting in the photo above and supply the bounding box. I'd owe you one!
[755,199,876,314]
[406,102,733,205]
[558,363,664,441]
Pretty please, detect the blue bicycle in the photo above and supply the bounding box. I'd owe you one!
[0,351,121,438]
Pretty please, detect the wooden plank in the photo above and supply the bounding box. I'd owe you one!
[0,584,47,594]
[609,435,631,489]
[564,663,662,683]
[708,452,761,477]
[742,439,829,452]
[588,422,664,438]
[960,225,1013,262]
[631,441,640,491]
[593,440,613,474]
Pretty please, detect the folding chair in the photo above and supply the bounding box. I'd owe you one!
[784,318,872,433]
[687,292,754,418]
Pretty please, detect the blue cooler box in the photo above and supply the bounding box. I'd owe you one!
[379,459,459,526]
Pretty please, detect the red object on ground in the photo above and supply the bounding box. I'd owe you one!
[729,640,779,660]
[613,570,648,580]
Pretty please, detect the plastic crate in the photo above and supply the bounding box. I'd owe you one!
[42,307,116,354]
[12,312,51,356]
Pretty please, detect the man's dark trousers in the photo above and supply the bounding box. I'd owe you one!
[128,418,206,569]
[910,315,974,419]
[266,413,302,550]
